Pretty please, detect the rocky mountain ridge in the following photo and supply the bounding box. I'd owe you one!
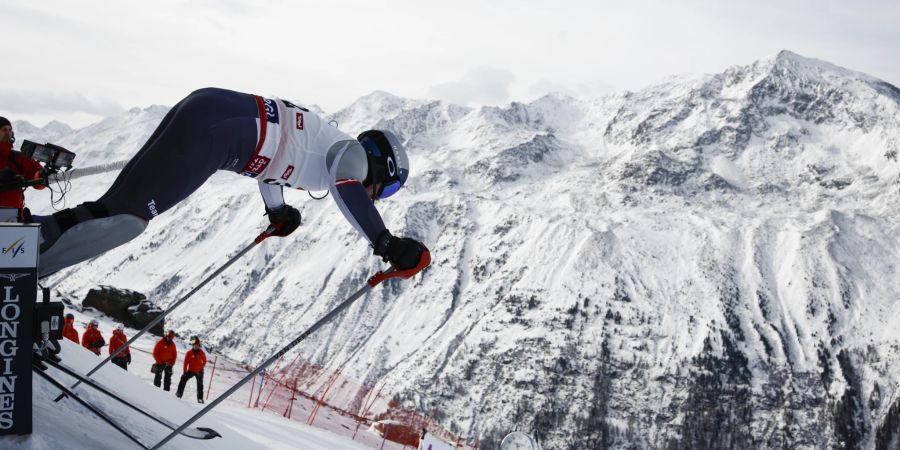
[20,50,900,449]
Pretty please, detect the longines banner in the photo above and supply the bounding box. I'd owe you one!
[0,224,38,435]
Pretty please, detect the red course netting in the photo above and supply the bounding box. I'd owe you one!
[214,352,480,449]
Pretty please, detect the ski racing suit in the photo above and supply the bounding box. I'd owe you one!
[34,87,387,277]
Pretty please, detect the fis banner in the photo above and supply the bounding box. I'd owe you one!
[0,224,38,435]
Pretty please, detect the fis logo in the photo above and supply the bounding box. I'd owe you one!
[3,238,25,258]
[2,238,26,258]
[263,98,280,124]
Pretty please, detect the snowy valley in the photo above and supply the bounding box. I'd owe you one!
[17,50,900,449]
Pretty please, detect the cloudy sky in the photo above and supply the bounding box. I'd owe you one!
[3,0,899,127]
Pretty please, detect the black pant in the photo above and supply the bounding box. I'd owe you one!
[112,357,128,371]
[31,88,261,269]
[176,371,204,400]
[154,364,173,391]
[98,87,260,220]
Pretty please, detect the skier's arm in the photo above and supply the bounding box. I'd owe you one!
[327,140,428,272]
[257,181,285,210]
[327,141,386,245]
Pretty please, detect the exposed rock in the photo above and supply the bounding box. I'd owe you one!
[82,286,164,336]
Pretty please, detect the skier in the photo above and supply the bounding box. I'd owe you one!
[33,87,428,277]
[81,319,105,356]
[176,337,207,403]
[152,330,178,391]
[0,116,45,221]
[109,324,132,371]
[62,313,80,344]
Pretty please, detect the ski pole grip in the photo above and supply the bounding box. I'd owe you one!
[255,225,277,244]
[367,244,432,286]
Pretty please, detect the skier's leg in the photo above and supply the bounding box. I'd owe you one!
[196,371,204,401]
[163,365,173,391]
[99,87,259,218]
[176,373,189,398]
[35,204,148,277]
[34,88,259,277]
[103,97,182,195]
[154,368,162,387]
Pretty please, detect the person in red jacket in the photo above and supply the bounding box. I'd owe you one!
[109,323,132,371]
[0,116,44,221]
[81,319,105,356]
[176,336,207,403]
[62,313,79,344]
[152,330,178,391]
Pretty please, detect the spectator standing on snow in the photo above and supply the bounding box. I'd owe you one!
[176,336,207,403]
[62,313,79,344]
[109,323,132,371]
[152,330,178,391]
[81,319,105,355]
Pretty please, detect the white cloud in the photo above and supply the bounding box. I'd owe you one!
[427,67,516,106]
[3,0,898,127]
[0,90,123,117]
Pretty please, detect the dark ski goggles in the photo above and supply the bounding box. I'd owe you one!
[377,180,402,199]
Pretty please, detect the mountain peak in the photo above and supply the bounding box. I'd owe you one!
[773,49,808,64]
[343,90,407,112]
[361,90,400,101]
[332,90,426,131]
[44,120,73,133]
[758,49,861,83]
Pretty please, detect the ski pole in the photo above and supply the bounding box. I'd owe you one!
[151,247,431,450]
[54,225,277,402]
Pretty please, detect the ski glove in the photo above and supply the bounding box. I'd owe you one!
[266,204,301,237]
[373,230,426,271]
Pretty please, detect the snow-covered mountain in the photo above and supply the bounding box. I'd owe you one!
[21,50,900,449]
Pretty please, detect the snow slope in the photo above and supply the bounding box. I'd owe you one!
[1,310,393,449]
[15,50,900,449]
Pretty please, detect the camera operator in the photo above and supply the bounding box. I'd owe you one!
[0,116,45,221]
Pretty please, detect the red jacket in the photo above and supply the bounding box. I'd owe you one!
[0,142,42,213]
[153,338,178,366]
[81,327,105,356]
[62,319,79,344]
[183,348,207,374]
[109,330,130,358]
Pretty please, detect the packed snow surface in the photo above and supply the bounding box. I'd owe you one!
[4,311,401,449]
